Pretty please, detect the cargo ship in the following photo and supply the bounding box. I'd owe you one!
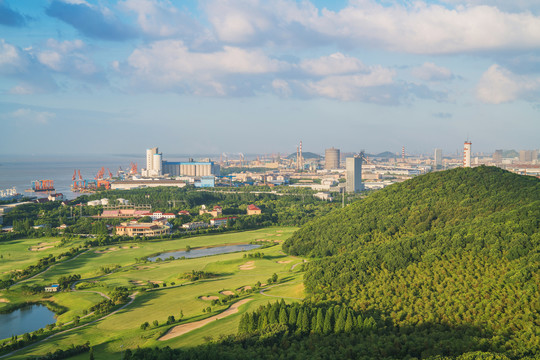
[26,180,55,192]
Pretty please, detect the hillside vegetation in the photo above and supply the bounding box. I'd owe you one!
[279,166,540,358]
[68,167,540,359]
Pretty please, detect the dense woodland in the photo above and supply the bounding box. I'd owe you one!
[124,167,539,359]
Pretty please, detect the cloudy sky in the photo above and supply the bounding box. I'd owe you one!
[0,0,539,157]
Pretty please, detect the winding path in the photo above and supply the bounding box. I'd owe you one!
[159,298,253,341]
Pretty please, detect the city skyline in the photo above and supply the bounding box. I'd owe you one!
[1,0,540,156]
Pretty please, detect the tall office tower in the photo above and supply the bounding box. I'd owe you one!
[146,147,158,173]
[493,149,503,164]
[346,153,364,193]
[463,141,472,168]
[434,148,442,168]
[325,147,340,169]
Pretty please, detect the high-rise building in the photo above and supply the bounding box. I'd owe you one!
[519,150,537,163]
[434,148,442,168]
[325,148,340,169]
[463,141,471,168]
[493,150,503,164]
[146,147,158,172]
[346,154,364,193]
[143,147,163,177]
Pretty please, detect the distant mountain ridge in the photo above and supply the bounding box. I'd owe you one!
[286,151,321,159]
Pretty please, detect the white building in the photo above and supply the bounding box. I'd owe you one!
[150,212,176,220]
[182,221,209,230]
[463,141,472,168]
[142,147,163,177]
[346,154,364,193]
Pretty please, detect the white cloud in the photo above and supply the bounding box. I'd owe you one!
[272,79,292,97]
[203,0,318,45]
[35,39,101,80]
[125,40,289,94]
[202,0,540,54]
[304,67,396,101]
[315,1,540,54]
[0,39,29,74]
[411,62,453,81]
[300,53,366,76]
[8,108,56,124]
[476,64,540,104]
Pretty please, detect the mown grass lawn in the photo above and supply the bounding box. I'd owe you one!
[3,227,306,359]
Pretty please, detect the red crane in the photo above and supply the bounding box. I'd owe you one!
[72,169,77,181]
[107,168,113,179]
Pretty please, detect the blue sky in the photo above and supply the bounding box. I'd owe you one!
[0,0,539,157]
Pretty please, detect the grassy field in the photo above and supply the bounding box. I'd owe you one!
[1,227,306,359]
[0,237,86,281]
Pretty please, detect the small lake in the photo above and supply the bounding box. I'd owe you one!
[0,304,56,340]
[148,244,262,262]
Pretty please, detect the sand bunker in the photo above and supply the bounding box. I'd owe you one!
[0,298,9,303]
[150,280,163,284]
[237,286,252,291]
[30,245,54,251]
[277,260,292,264]
[239,261,255,270]
[136,266,154,270]
[200,296,219,301]
[159,298,253,341]
[130,280,146,286]
[220,290,235,296]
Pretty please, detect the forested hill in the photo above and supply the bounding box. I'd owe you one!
[284,166,539,265]
[125,167,539,359]
[277,166,540,358]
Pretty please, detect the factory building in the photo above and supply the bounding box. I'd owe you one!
[142,147,220,178]
[346,154,364,193]
[162,161,220,177]
[463,141,472,168]
[325,148,340,169]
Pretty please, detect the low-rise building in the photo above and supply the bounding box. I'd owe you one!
[246,204,262,215]
[182,221,209,230]
[115,221,170,237]
[210,217,237,227]
[199,205,223,217]
[48,193,65,201]
[314,192,333,201]
[178,210,190,216]
[45,284,59,292]
[150,212,176,220]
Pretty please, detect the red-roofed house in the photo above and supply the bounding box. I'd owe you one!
[246,204,261,215]
[178,210,190,216]
[199,205,223,217]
